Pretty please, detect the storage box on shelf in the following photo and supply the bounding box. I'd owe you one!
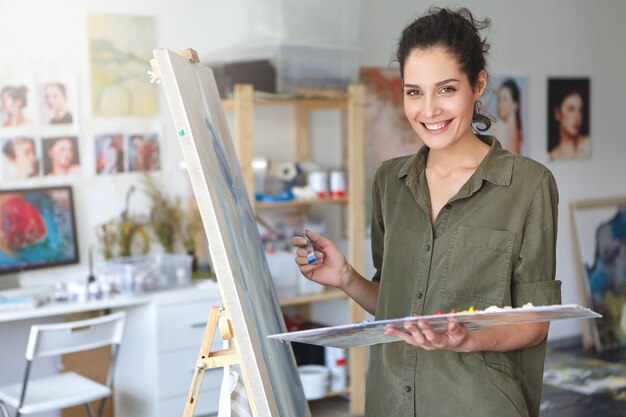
[252,0,362,46]
[222,84,366,414]
[210,42,360,95]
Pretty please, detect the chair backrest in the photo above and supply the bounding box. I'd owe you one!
[25,311,126,360]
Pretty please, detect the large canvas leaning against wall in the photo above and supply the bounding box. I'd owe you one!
[153,49,310,417]
[570,197,626,351]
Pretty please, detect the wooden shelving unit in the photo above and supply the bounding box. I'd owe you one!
[224,84,366,415]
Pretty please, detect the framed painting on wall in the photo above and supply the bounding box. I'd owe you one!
[359,67,423,232]
[570,197,626,351]
[87,14,157,116]
[547,78,591,162]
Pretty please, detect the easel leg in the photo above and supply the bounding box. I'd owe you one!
[182,306,221,417]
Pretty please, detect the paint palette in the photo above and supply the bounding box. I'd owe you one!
[268,304,601,349]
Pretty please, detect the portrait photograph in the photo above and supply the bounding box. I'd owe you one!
[127,133,160,172]
[547,78,591,161]
[95,133,125,175]
[0,80,37,128]
[0,135,41,181]
[42,135,81,177]
[483,75,528,155]
[39,77,78,126]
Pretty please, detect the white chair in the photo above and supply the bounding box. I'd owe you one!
[0,311,125,417]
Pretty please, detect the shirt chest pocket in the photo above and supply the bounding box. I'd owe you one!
[440,226,516,308]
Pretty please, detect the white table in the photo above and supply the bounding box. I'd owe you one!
[0,282,223,417]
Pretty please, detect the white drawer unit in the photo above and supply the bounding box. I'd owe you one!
[154,287,223,417]
[157,300,222,352]
[159,389,220,417]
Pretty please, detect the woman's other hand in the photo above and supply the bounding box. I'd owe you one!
[384,318,471,352]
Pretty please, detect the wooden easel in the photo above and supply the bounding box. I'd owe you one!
[183,305,255,417]
[152,47,311,417]
[149,50,257,416]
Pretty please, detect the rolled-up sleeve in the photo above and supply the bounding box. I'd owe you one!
[371,167,384,282]
[511,171,562,307]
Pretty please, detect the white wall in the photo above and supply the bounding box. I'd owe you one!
[360,0,626,339]
[0,0,258,287]
[2,0,624,340]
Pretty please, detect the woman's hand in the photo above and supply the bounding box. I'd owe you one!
[291,230,352,290]
[384,318,471,352]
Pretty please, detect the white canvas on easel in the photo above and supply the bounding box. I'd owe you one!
[153,48,310,417]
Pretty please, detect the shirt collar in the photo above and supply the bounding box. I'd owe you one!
[398,135,514,189]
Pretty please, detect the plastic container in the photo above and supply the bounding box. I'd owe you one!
[298,365,330,400]
[324,346,347,391]
[265,249,299,298]
[253,0,362,46]
[211,42,360,94]
[277,42,361,93]
[95,253,193,295]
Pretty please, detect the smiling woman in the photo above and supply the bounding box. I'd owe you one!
[292,6,561,417]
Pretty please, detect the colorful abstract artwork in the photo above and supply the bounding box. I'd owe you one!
[571,198,626,351]
[0,186,78,272]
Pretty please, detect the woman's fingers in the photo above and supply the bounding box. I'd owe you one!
[290,235,309,247]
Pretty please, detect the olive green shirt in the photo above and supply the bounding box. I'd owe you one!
[366,136,561,417]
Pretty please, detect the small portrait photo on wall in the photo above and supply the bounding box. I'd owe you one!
[95,133,125,175]
[127,133,160,172]
[40,78,78,126]
[483,76,527,155]
[42,135,81,176]
[0,82,37,128]
[547,78,591,161]
[0,135,41,181]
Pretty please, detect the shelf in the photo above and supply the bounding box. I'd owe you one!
[230,83,366,415]
[255,197,348,209]
[317,389,350,400]
[280,288,347,307]
[221,96,348,112]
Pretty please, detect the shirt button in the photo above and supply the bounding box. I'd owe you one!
[405,385,412,393]
[417,291,423,299]
[424,244,431,252]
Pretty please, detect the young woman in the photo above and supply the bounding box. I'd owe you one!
[293,7,560,417]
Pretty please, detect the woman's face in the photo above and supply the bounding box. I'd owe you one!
[556,92,583,138]
[497,87,516,120]
[44,84,67,114]
[1,92,20,114]
[49,138,74,167]
[402,47,485,151]
[14,140,37,176]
